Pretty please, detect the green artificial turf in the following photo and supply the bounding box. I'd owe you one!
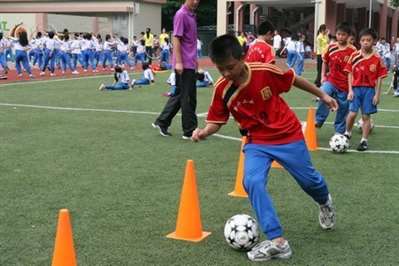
[0,68,398,265]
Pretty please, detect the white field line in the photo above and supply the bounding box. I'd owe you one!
[1,102,398,154]
[213,133,399,155]
[0,74,116,87]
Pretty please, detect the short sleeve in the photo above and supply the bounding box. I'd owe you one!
[269,68,295,94]
[173,12,184,38]
[343,57,353,73]
[206,86,230,124]
[377,59,388,79]
[322,46,330,63]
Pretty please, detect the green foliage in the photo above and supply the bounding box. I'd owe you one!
[391,0,399,7]
[162,0,216,30]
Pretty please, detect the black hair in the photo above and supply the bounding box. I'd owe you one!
[209,34,244,63]
[18,31,29,46]
[97,34,102,40]
[359,28,377,40]
[257,20,275,36]
[64,34,70,42]
[140,32,144,35]
[336,22,351,35]
[122,37,128,45]
[36,31,42,38]
[114,65,122,73]
[164,37,169,44]
[317,24,327,35]
[48,31,55,39]
[140,39,145,46]
[142,62,149,70]
[0,32,3,40]
[105,34,111,41]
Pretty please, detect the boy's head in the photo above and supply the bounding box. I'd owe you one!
[257,20,275,41]
[359,28,377,51]
[140,39,145,46]
[142,62,149,70]
[380,37,386,43]
[114,65,122,73]
[209,34,246,82]
[335,22,351,45]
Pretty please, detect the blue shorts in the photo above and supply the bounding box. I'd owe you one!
[349,87,377,115]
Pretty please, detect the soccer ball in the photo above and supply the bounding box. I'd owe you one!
[329,134,349,153]
[224,214,260,251]
[355,118,374,133]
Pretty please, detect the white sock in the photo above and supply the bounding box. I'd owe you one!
[344,130,351,137]
[361,138,368,143]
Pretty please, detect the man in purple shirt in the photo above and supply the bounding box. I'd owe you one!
[153,0,200,139]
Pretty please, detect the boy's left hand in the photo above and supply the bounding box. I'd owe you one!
[373,95,380,105]
[321,94,338,111]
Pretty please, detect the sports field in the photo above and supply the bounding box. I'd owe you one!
[1,68,398,265]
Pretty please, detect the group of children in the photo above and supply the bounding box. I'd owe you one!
[0,26,173,79]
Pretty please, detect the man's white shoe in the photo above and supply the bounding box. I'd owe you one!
[319,194,336,230]
[98,84,106,91]
[247,240,292,262]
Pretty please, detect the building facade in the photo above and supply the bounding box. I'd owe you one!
[0,0,166,39]
[218,0,399,47]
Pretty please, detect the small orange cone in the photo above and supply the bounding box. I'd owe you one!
[166,160,211,242]
[51,209,77,266]
[271,161,283,169]
[228,137,248,198]
[304,107,318,151]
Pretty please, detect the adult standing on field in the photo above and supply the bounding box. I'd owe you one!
[314,24,329,87]
[144,28,154,64]
[152,0,200,139]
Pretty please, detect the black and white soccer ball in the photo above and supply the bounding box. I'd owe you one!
[355,118,375,133]
[329,134,349,153]
[224,214,260,251]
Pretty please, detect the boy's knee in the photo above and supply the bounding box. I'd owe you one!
[243,173,264,192]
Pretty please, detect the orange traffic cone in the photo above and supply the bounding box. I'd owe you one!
[228,137,248,198]
[271,161,283,169]
[51,209,77,266]
[304,107,318,151]
[166,160,211,242]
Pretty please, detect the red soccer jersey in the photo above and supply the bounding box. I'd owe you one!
[323,43,357,92]
[206,63,303,145]
[344,51,388,88]
[245,39,275,64]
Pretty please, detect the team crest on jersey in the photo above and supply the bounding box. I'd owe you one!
[369,64,377,72]
[260,86,272,100]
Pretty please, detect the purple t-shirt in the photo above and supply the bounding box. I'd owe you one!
[172,4,197,70]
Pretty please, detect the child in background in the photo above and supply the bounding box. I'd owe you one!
[196,69,214,87]
[98,65,130,91]
[102,34,116,70]
[70,33,82,72]
[135,39,146,65]
[131,62,154,87]
[160,37,172,70]
[344,28,388,151]
[295,33,305,76]
[163,71,177,97]
[280,34,297,68]
[245,20,275,64]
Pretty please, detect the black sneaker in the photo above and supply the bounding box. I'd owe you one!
[343,133,351,140]
[152,123,172,137]
[357,141,368,151]
[182,133,192,140]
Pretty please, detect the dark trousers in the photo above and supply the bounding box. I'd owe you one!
[155,69,197,136]
[315,54,323,87]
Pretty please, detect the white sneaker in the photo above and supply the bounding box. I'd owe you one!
[247,240,292,262]
[40,71,45,76]
[319,194,336,230]
[50,73,56,77]
[98,83,105,91]
[17,73,22,77]
[72,70,79,75]
[83,69,88,72]
[131,79,136,87]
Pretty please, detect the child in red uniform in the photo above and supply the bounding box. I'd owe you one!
[344,28,388,151]
[245,20,275,64]
[315,22,357,135]
[192,35,338,262]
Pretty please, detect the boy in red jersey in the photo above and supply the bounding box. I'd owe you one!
[245,20,275,64]
[192,35,338,262]
[344,28,388,151]
[315,23,357,135]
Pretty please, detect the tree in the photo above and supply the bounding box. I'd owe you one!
[392,0,399,7]
[161,0,216,30]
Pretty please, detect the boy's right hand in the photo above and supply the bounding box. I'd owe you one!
[175,62,183,75]
[192,128,207,142]
[321,94,338,112]
[347,91,354,101]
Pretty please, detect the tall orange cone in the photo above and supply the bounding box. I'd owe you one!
[304,107,318,151]
[166,160,211,242]
[51,209,77,266]
[271,161,283,169]
[229,137,248,198]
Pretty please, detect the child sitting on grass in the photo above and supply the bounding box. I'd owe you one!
[131,63,154,88]
[98,65,130,91]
